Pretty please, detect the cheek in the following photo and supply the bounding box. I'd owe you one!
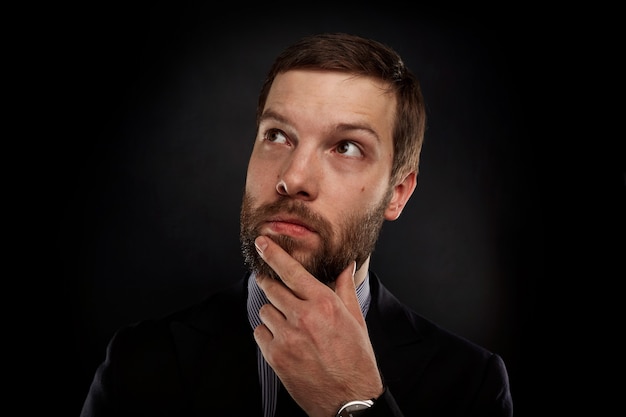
[323,182,385,221]
[245,161,277,197]
[336,178,389,205]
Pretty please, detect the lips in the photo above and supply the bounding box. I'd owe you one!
[265,215,316,233]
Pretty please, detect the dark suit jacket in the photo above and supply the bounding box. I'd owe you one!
[80,272,513,417]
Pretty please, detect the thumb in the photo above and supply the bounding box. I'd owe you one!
[334,261,366,324]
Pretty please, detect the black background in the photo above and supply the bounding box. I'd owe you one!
[34,3,623,416]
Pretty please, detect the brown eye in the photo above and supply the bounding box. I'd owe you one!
[265,129,288,144]
[336,141,363,157]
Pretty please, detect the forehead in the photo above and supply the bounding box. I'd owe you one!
[264,69,396,144]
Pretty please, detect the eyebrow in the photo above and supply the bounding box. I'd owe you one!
[260,109,382,143]
[259,109,289,126]
[333,122,381,143]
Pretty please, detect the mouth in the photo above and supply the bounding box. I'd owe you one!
[263,215,317,237]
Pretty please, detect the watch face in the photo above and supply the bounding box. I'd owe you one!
[337,400,374,416]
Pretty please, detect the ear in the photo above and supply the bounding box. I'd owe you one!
[384,171,417,221]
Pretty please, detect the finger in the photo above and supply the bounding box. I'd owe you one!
[255,235,328,300]
[253,322,273,349]
[253,302,287,348]
[333,261,367,325]
[254,276,298,324]
[257,302,284,333]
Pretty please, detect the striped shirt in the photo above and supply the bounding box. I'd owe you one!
[247,272,372,417]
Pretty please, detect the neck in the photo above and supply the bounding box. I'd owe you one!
[354,256,371,287]
[327,256,370,290]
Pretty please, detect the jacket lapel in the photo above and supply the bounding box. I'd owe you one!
[366,273,437,397]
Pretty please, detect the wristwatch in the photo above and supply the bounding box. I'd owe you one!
[336,399,374,416]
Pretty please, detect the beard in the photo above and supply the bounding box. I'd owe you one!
[239,190,391,285]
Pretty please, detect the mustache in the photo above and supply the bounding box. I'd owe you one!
[254,198,332,237]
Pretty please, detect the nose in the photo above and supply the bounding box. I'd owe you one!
[276,147,319,200]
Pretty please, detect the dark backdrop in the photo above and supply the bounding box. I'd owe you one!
[48,5,550,416]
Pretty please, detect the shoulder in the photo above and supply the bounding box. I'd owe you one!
[105,275,249,365]
[368,271,510,380]
[368,272,512,414]
[369,271,494,356]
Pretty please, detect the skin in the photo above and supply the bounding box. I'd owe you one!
[245,70,417,417]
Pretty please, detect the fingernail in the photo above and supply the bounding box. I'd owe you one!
[255,236,268,255]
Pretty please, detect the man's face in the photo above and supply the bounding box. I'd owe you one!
[240,70,399,284]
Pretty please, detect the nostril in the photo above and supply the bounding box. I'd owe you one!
[276,180,288,195]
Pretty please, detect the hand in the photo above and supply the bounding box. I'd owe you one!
[253,235,384,417]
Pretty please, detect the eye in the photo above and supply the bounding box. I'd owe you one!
[336,141,363,157]
[264,128,288,144]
